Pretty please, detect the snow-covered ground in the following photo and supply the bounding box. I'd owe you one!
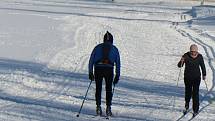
[0,0,215,121]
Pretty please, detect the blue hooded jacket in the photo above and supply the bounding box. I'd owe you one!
[88,32,120,77]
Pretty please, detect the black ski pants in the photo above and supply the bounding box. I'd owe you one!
[184,77,201,113]
[94,66,113,107]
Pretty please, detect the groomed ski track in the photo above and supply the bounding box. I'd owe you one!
[0,0,215,121]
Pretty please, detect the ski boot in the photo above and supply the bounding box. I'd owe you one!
[193,111,198,118]
[183,109,188,115]
[106,106,112,116]
[183,104,189,115]
[96,106,102,116]
[193,112,198,118]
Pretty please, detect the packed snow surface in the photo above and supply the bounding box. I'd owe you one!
[0,0,215,121]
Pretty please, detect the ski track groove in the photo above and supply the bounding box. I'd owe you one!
[1,1,215,121]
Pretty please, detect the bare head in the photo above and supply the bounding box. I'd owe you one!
[190,44,198,57]
[190,44,198,52]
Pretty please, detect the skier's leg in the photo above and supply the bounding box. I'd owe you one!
[184,79,192,109]
[105,67,114,107]
[192,77,201,113]
[104,67,113,116]
[95,67,103,107]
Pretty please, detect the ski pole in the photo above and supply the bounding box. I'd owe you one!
[76,80,93,117]
[112,84,115,95]
[176,62,183,87]
[173,62,183,110]
[203,79,209,91]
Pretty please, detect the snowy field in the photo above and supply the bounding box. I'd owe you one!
[0,0,215,121]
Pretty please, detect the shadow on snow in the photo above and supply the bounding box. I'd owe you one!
[0,58,208,120]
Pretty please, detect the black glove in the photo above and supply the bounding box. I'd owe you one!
[113,75,119,85]
[89,72,94,81]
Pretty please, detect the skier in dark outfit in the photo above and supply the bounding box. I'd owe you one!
[178,44,206,116]
[88,31,121,116]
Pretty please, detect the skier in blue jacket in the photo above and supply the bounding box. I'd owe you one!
[88,31,120,116]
